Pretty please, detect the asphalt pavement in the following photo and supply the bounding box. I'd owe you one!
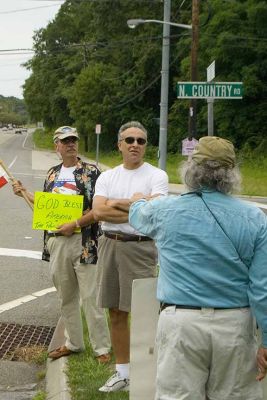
[0,360,45,400]
[0,131,60,399]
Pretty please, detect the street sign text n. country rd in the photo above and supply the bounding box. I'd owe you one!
[177,82,243,99]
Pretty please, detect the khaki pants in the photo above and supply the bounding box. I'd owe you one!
[47,234,111,355]
[97,235,157,312]
[156,307,262,400]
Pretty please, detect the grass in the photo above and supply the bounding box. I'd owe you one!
[32,392,46,400]
[83,150,267,196]
[67,351,129,400]
[4,345,48,363]
[67,316,129,400]
[239,157,267,196]
[33,129,267,196]
[33,129,54,151]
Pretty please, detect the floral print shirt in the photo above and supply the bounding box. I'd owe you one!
[42,158,101,264]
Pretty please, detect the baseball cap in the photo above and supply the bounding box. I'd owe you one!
[192,136,236,168]
[53,126,79,142]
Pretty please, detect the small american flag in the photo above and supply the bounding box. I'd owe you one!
[0,165,8,188]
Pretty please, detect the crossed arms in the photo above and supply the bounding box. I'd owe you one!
[59,192,157,235]
[92,192,155,222]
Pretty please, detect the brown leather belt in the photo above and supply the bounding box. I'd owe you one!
[47,232,64,238]
[103,232,152,242]
[160,303,250,311]
[47,232,80,238]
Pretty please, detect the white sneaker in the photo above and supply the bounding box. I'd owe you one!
[99,372,130,392]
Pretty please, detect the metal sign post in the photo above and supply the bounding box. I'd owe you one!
[207,98,214,136]
[95,124,101,166]
[207,61,215,136]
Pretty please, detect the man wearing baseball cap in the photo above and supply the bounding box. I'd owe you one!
[129,136,267,399]
[53,125,79,140]
[12,126,111,362]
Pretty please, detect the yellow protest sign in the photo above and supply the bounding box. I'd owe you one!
[32,192,84,231]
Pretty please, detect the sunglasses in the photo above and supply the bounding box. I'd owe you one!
[60,137,78,144]
[120,136,147,145]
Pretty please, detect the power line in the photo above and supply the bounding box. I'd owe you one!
[0,31,266,60]
[111,52,182,110]
[0,33,189,57]
[0,49,33,52]
[0,27,266,59]
[0,4,62,14]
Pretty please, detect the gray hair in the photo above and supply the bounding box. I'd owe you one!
[118,121,147,141]
[180,159,242,194]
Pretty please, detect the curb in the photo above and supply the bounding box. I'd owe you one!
[46,318,71,400]
[46,357,71,400]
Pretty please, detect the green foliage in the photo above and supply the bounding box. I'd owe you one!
[32,130,267,195]
[33,128,55,150]
[67,311,128,400]
[68,350,129,400]
[32,391,46,400]
[23,0,267,154]
[0,95,28,125]
[170,0,267,151]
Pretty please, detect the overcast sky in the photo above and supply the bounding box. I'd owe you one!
[0,0,64,99]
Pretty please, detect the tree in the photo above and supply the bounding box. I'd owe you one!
[23,0,267,154]
[169,0,267,152]
[0,95,28,126]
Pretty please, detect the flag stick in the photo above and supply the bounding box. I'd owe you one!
[0,159,33,210]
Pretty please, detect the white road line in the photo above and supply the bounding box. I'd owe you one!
[8,156,17,169]
[0,248,42,259]
[22,132,29,148]
[0,248,56,313]
[0,287,56,314]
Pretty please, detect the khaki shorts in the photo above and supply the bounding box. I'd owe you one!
[156,307,262,400]
[97,235,157,312]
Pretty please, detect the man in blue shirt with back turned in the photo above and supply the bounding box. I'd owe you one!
[129,136,267,400]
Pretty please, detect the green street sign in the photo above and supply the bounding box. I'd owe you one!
[177,82,243,99]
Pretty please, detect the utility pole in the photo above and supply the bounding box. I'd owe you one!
[82,44,89,152]
[188,0,200,139]
[158,0,171,171]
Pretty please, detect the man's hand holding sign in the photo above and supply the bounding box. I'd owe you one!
[32,192,83,232]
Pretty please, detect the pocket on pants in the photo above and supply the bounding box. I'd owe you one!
[46,236,54,253]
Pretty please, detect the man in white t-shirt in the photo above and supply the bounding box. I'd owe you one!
[92,121,169,392]
[12,126,111,363]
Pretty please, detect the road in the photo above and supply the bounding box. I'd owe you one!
[0,129,60,399]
